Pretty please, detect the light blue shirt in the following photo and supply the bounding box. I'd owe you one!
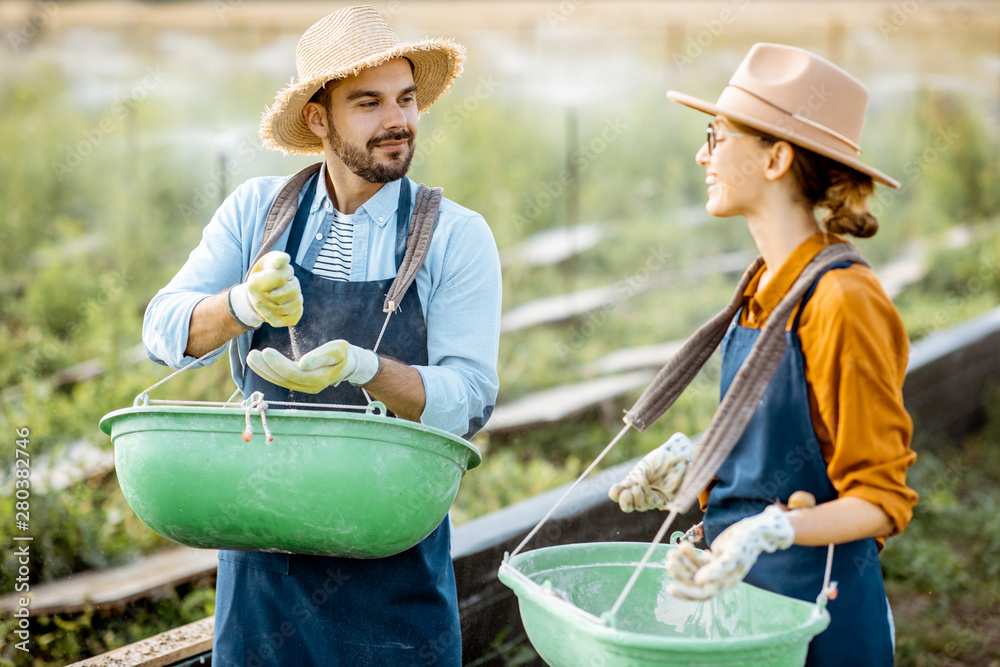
[142,164,502,437]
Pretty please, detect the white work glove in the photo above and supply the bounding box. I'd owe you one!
[228,251,303,329]
[666,504,795,601]
[609,433,694,512]
[246,340,380,393]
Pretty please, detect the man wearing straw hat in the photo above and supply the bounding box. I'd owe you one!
[143,5,500,665]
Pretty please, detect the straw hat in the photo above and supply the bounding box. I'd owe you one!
[668,43,899,188]
[260,5,465,155]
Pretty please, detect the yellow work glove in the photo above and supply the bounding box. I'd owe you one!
[666,505,795,601]
[609,433,694,512]
[246,340,381,393]
[228,251,303,329]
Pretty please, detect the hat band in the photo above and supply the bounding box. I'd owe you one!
[726,85,863,156]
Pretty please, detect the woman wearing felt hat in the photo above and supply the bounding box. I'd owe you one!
[610,43,918,664]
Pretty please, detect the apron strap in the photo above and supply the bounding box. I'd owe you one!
[393,178,412,270]
[666,243,869,513]
[250,162,324,273]
[790,259,854,333]
[382,184,442,314]
[623,256,764,431]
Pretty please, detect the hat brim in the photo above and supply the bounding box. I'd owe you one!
[261,38,465,155]
[667,90,900,189]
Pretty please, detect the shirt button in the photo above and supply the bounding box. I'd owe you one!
[315,233,323,241]
[378,216,384,222]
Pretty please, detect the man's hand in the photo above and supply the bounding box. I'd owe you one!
[609,433,694,512]
[666,504,795,600]
[246,340,380,393]
[229,251,303,329]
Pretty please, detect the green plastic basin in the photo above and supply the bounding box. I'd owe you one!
[499,542,830,667]
[99,404,480,558]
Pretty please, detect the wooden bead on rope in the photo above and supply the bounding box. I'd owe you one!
[787,490,817,509]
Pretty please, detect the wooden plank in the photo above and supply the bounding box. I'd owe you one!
[500,283,631,333]
[586,340,685,376]
[484,370,654,434]
[877,245,927,299]
[500,225,602,268]
[498,250,755,334]
[0,547,218,616]
[904,305,1000,438]
[68,617,213,667]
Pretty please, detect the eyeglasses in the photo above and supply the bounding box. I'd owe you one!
[706,123,761,155]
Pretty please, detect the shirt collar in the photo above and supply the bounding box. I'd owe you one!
[309,162,402,227]
[745,231,846,323]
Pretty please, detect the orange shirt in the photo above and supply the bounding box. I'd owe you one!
[700,232,919,542]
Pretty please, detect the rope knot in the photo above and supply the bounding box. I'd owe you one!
[242,391,274,443]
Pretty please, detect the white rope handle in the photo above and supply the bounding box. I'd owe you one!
[509,423,632,559]
[816,543,838,611]
[134,345,226,406]
[242,391,273,443]
[607,509,679,620]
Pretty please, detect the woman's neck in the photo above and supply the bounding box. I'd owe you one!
[744,194,820,288]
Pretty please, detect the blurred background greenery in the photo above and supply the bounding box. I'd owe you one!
[1,0,1000,664]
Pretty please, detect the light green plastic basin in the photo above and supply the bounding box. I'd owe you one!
[499,542,830,667]
[99,404,480,558]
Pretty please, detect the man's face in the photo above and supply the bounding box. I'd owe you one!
[324,58,418,183]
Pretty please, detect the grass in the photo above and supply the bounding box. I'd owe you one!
[2,10,1000,665]
[882,388,1000,666]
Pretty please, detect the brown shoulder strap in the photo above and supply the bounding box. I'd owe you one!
[382,184,443,313]
[623,255,764,432]
[666,242,869,513]
[248,162,323,277]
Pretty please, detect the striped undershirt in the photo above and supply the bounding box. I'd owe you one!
[312,208,354,281]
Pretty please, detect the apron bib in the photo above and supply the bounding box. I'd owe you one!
[703,261,894,667]
[212,173,460,667]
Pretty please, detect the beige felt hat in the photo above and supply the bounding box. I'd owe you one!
[668,43,899,188]
[260,5,465,155]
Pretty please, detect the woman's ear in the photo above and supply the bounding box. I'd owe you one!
[763,141,795,182]
[303,101,331,141]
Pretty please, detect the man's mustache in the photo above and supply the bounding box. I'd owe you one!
[368,130,413,149]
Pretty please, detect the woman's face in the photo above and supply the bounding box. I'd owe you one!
[695,116,770,218]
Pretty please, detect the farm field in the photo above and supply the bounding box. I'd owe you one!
[2,1,1000,664]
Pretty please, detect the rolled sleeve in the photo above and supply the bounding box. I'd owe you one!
[142,178,283,380]
[415,208,501,437]
[800,266,919,537]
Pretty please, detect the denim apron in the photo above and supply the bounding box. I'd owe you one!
[212,174,461,667]
[703,261,894,667]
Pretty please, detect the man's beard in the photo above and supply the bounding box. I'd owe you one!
[330,127,415,183]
